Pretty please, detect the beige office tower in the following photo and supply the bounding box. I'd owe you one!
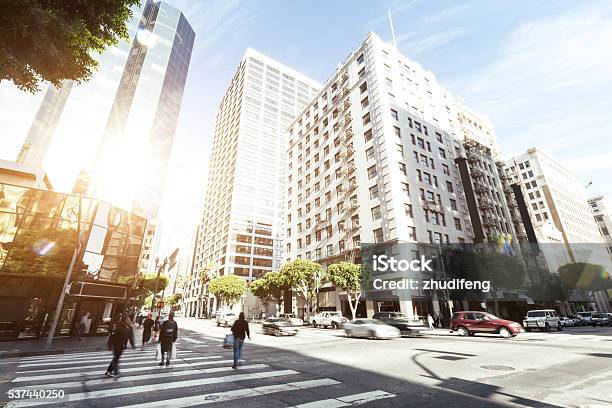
[286,32,482,318]
[193,48,321,299]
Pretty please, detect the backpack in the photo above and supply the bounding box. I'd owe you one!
[162,320,176,337]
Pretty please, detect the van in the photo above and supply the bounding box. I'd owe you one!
[523,309,561,332]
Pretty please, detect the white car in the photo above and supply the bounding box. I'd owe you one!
[311,311,348,329]
[343,319,400,339]
[215,311,237,327]
[523,309,561,332]
[559,317,574,327]
[278,313,304,326]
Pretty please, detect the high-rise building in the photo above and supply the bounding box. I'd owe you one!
[193,48,320,303]
[505,148,604,262]
[16,82,74,167]
[286,33,482,318]
[588,195,612,258]
[92,0,195,220]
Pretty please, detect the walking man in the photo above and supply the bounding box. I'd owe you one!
[230,312,250,369]
[153,315,160,342]
[141,313,154,351]
[77,311,90,340]
[427,314,435,331]
[159,311,178,366]
[105,315,135,377]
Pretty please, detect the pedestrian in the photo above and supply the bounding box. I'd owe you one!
[158,311,178,366]
[77,311,90,340]
[153,315,160,342]
[141,313,154,351]
[427,314,435,330]
[105,315,135,377]
[230,312,250,369]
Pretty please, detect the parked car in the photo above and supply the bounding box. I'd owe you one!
[559,317,575,327]
[343,319,400,339]
[567,315,584,326]
[451,311,524,338]
[311,311,348,329]
[215,311,237,327]
[262,318,299,336]
[523,309,561,332]
[372,312,427,336]
[591,313,611,327]
[576,311,596,326]
[277,313,304,326]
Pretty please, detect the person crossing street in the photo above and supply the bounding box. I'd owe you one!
[230,312,251,369]
[105,315,135,377]
[159,311,178,366]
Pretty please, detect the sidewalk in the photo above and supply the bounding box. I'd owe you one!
[0,326,144,359]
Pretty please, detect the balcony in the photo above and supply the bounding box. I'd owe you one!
[316,218,331,228]
[470,168,484,178]
[478,199,494,210]
[481,216,496,227]
[473,182,486,193]
[421,199,443,213]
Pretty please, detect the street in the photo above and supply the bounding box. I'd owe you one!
[1,318,611,407]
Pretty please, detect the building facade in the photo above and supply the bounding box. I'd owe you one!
[285,33,487,319]
[588,195,612,258]
[192,48,320,313]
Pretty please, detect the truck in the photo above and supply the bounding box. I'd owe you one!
[310,311,348,329]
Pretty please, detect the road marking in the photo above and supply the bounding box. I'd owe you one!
[12,357,227,382]
[19,349,187,363]
[13,364,269,389]
[8,370,299,407]
[16,355,219,375]
[115,378,340,408]
[18,352,177,367]
[179,338,205,344]
[294,390,396,407]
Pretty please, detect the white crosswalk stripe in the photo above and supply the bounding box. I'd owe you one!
[5,345,397,408]
[178,337,204,344]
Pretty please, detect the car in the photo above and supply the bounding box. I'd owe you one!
[451,311,524,338]
[343,319,400,339]
[523,309,561,332]
[372,312,428,336]
[215,311,237,327]
[559,316,575,327]
[278,313,304,326]
[311,311,348,329]
[591,313,611,327]
[576,311,596,326]
[262,318,299,336]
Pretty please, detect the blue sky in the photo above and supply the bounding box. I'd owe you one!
[2,0,611,255]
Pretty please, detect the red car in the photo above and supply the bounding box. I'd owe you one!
[451,311,524,338]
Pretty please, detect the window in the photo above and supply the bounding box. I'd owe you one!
[399,163,407,175]
[442,164,450,175]
[361,97,369,109]
[358,67,366,78]
[408,226,417,241]
[450,198,457,211]
[369,185,379,199]
[401,183,410,194]
[394,126,401,138]
[364,129,373,142]
[357,53,364,64]
[439,148,446,158]
[359,81,368,93]
[454,218,462,230]
[423,172,431,185]
[402,203,413,218]
[417,137,425,149]
[430,212,439,225]
[446,181,454,193]
[362,113,371,125]
[371,205,382,221]
[367,165,377,179]
[366,147,375,160]
[391,109,398,120]
[396,144,404,155]
[435,132,443,142]
[373,228,384,243]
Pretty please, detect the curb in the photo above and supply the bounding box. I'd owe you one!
[0,345,109,359]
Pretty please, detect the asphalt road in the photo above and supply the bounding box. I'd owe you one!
[1,318,611,407]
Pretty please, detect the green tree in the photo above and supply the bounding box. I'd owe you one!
[165,293,182,309]
[1,0,140,92]
[208,275,246,308]
[249,277,272,309]
[198,262,217,315]
[280,259,322,321]
[264,271,291,315]
[326,262,366,320]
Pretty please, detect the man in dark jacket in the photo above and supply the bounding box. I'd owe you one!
[159,311,178,366]
[230,312,250,369]
[105,315,135,377]
[141,313,154,350]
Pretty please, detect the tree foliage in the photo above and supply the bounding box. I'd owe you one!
[137,273,169,295]
[165,293,182,307]
[280,259,322,319]
[264,271,291,307]
[0,0,140,92]
[208,275,246,307]
[326,262,364,320]
[249,278,272,305]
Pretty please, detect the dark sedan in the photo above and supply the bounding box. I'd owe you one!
[372,312,428,337]
[262,318,299,336]
[591,313,611,327]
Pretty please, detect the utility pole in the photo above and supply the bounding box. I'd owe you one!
[46,194,83,346]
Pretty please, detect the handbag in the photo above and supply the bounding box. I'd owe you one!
[171,343,177,359]
[154,342,161,360]
[223,334,234,349]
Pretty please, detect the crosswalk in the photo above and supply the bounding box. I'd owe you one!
[4,346,396,407]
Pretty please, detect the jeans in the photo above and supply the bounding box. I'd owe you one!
[106,347,124,374]
[233,338,244,366]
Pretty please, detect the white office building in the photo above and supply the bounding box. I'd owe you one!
[285,32,489,319]
[588,195,612,258]
[192,48,320,317]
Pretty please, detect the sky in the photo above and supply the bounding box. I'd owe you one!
[1,0,611,258]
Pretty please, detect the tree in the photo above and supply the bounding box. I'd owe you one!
[165,293,182,309]
[208,275,246,308]
[249,277,272,311]
[198,262,217,315]
[326,262,365,320]
[280,259,322,322]
[264,271,291,315]
[1,0,139,93]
